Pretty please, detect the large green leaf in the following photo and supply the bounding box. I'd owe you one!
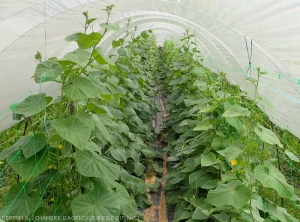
[133,161,145,177]
[182,157,196,169]
[174,210,193,221]
[211,137,224,151]
[205,180,251,208]
[65,32,81,42]
[120,169,147,194]
[117,121,130,133]
[88,73,118,94]
[193,80,208,91]
[110,183,138,216]
[92,47,115,66]
[212,212,230,221]
[193,119,213,131]
[97,114,118,127]
[221,171,237,182]
[34,60,63,83]
[198,105,216,113]
[76,112,95,131]
[62,76,98,100]
[86,18,97,25]
[32,169,59,193]
[94,105,126,120]
[189,171,212,188]
[116,62,130,73]
[109,146,127,163]
[77,32,102,49]
[285,150,300,162]
[265,203,288,222]
[91,114,113,143]
[184,98,201,107]
[125,160,145,176]
[112,38,124,48]
[201,179,219,189]
[0,136,31,160]
[126,145,140,162]
[217,144,243,161]
[63,49,91,67]
[225,117,245,131]
[254,123,283,148]
[200,152,221,166]
[0,183,40,217]
[51,116,91,150]
[75,150,120,180]
[141,149,155,158]
[192,207,209,220]
[22,133,47,159]
[10,93,47,116]
[71,186,120,222]
[117,48,131,57]
[268,204,299,222]
[222,104,250,118]
[141,31,149,39]
[254,161,294,198]
[84,141,102,152]
[7,148,48,179]
[179,119,195,127]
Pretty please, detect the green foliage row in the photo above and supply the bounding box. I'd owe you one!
[161,33,300,221]
[0,7,160,222]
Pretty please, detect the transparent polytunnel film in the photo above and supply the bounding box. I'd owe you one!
[1,0,300,139]
[1,0,300,221]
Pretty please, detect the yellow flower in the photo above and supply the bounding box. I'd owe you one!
[58,144,63,150]
[238,169,244,174]
[50,197,54,202]
[230,159,237,166]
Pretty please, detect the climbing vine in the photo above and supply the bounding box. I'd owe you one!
[0,7,160,221]
[161,35,299,221]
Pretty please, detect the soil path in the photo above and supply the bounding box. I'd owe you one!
[144,85,169,222]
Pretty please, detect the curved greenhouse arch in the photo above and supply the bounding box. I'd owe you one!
[0,0,300,139]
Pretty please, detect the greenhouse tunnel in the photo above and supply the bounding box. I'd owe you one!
[0,0,300,221]
[1,0,300,138]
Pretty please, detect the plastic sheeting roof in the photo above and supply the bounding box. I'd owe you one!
[0,0,300,139]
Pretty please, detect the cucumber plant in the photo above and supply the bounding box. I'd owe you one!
[161,36,299,221]
[0,6,160,221]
